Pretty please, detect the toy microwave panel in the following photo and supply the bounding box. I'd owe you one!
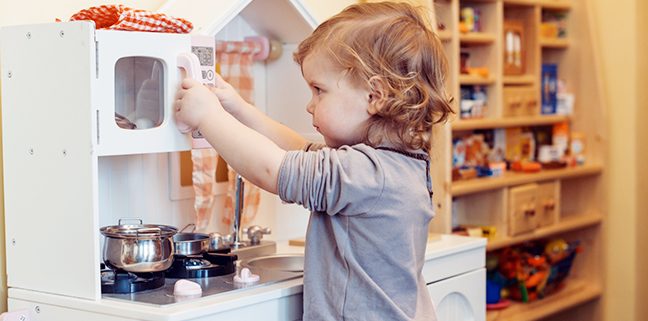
[94,28,194,156]
[191,35,216,86]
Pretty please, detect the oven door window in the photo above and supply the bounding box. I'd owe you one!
[114,57,164,130]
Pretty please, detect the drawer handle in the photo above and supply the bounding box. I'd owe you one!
[544,200,556,210]
[524,209,536,216]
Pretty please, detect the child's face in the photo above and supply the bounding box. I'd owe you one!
[301,51,371,148]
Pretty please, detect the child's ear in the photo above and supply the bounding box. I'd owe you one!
[367,77,387,115]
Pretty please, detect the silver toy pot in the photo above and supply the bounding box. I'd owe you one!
[100,219,177,273]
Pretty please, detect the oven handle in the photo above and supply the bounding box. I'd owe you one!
[176,52,203,134]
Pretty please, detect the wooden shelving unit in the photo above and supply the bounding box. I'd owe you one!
[431,0,606,319]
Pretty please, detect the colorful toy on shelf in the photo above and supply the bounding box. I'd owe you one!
[452,129,509,180]
[453,225,497,240]
[460,6,481,33]
[510,160,542,173]
[505,128,536,163]
[460,85,488,119]
[541,64,558,114]
[460,52,490,78]
[503,20,525,75]
[570,132,587,165]
[556,79,575,115]
[491,239,582,303]
[542,10,568,38]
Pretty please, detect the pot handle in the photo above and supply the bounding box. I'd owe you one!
[118,218,143,226]
[180,223,196,233]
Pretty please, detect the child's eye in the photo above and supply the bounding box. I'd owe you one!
[313,86,322,95]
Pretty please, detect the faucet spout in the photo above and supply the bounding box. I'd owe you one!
[232,174,245,249]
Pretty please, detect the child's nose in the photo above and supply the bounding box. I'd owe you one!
[306,102,315,115]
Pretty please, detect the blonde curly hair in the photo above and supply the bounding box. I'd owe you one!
[294,1,453,152]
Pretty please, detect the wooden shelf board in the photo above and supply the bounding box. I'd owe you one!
[452,114,569,131]
[503,0,537,6]
[541,38,569,48]
[438,30,452,42]
[487,213,603,251]
[538,0,572,10]
[460,32,496,45]
[487,280,601,321]
[451,164,603,196]
[503,74,536,85]
[459,75,496,85]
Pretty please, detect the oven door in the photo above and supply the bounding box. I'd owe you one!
[94,30,193,156]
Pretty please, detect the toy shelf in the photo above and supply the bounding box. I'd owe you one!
[451,114,569,130]
[538,0,572,10]
[486,212,602,251]
[501,0,572,10]
[459,74,497,85]
[433,0,606,319]
[460,32,497,45]
[502,0,537,6]
[540,37,569,48]
[502,74,536,85]
[486,279,601,321]
[451,163,602,196]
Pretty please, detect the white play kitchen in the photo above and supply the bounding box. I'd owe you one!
[0,0,485,320]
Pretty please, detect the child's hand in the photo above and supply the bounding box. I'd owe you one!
[209,73,250,115]
[175,78,222,130]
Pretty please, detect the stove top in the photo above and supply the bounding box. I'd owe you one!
[165,251,237,279]
[101,264,302,306]
[101,270,165,294]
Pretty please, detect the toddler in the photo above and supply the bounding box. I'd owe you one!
[175,2,452,320]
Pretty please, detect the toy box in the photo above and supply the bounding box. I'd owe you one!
[541,64,558,114]
[487,239,582,305]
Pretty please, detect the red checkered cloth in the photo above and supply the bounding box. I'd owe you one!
[216,41,262,229]
[69,4,192,33]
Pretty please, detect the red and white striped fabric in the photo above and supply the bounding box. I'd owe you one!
[69,4,192,33]
[217,41,262,230]
[191,40,262,232]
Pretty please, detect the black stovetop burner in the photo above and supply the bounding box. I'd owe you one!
[165,249,237,279]
[101,268,165,294]
[100,249,237,294]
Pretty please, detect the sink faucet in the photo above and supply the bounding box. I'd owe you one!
[232,174,245,249]
[242,225,272,245]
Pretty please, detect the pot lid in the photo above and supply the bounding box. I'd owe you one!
[100,224,177,239]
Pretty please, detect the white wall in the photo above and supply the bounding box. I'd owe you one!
[590,0,644,320]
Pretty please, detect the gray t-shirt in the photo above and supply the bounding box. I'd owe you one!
[278,143,437,321]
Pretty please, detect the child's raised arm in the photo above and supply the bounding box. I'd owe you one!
[209,73,307,151]
[175,78,285,194]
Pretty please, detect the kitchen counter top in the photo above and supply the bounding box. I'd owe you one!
[8,234,485,321]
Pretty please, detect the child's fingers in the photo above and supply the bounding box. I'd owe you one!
[214,73,228,88]
[181,78,200,89]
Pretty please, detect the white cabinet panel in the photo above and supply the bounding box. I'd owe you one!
[427,268,486,321]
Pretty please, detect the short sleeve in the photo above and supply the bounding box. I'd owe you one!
[277,145,385,216]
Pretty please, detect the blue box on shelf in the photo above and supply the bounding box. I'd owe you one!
[541,64,558,114]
